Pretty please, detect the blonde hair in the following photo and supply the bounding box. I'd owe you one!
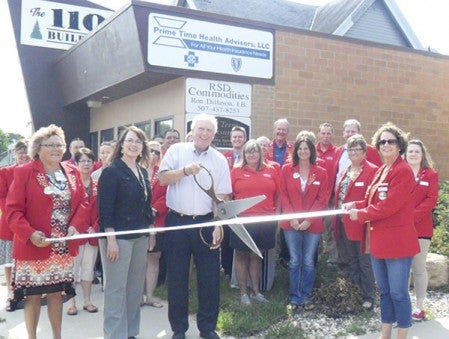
[29,124,66,160]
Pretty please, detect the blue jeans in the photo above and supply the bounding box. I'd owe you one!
[371,256,413,328]
[283,230,321,305]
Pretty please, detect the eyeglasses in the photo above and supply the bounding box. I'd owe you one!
[40,144,66,150]
[348,148,364,153]
[246,150,260,155]
[124,138,143,145]
[78,159,93,164]
[150,149,161,156]
[377,139,399,146]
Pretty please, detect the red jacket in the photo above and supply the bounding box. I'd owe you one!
[0,165,16,240]
[151,166,168,227]
[280,163,328,233]
[355,157,419,259]
[79,179,99,247]
[265,140,294,165]
[316,142,337,204]
[6,160,89,260]
[332,159,378,241]
[333,144,382,189]
[412,168,439,238]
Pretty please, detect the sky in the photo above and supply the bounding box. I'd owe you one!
[1,0,448,138]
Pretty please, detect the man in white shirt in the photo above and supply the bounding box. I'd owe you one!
[159,114,231,339]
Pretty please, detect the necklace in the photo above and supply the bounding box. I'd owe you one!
[137,166,148,201]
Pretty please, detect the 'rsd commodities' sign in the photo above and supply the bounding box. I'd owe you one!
[21,0,112,49]
[186,78,251,117]
[148,13,273,79]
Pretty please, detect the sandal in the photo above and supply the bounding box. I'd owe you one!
[67,305,78,315]
[6,299,17,312]
[83,304,98,313]
[141,300,163,308]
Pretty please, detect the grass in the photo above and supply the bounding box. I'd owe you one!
[153,246,378,338]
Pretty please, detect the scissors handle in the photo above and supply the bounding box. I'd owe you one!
[193,164,222,204]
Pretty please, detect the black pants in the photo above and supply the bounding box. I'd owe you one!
[165,211,220,334]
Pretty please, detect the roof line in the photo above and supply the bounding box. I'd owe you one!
[333,0,368,36]
[309,7,319,30]
[383,0,423,49]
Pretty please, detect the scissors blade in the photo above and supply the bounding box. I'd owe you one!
[228,223,263,258]
[216,195,266,220]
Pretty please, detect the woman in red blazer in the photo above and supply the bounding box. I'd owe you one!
[280,135,328,311]
[345,123,419,339]
[66,147,99,316]
[405,139,439,321]
[333,134,378,310]
[0,139,30,311]
[5,124,88,339]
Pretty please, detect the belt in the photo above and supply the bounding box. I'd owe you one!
[169,209,213,220]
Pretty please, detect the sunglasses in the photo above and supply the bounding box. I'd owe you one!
[150,149,161,156]
[377,139,399,146]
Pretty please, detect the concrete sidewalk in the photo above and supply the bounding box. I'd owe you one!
[0,282,205,339]
[1,281,449,338]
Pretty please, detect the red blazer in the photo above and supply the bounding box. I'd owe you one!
[316,142,337,204]
[151,166,168,227]
[0,165,16,240]
[333,145,382,188]
[332,159,378,241]
[412,168,438,238]
[355,157,419,259]
[280,163,328,233]
[79,179,99,247]
[6,160,89,260]
[265,140,294,165]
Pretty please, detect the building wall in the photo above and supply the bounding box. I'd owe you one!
[90,77,185,139]
[253,31,449,179]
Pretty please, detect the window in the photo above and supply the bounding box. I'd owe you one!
[135,120,151,139]
[100,128,114,143]
[154,117,173,139]
[89,131,98,159]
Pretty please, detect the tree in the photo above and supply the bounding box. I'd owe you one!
[0,129,8,155]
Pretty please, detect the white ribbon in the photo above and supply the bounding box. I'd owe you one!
[46,209,346,242]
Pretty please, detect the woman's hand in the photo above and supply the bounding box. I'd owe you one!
[298,220,311,231]
[106,236,119,262]
[86,226,95,234]
[348,209,359,221]
[67,226,79,237]
[30,230,50,247]
[290,219,300,230]
[148,235,156,251]
[342,202,356,211]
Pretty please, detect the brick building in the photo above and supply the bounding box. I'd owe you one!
[8,0,449,178]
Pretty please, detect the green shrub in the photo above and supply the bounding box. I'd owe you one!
[430,181,449,256]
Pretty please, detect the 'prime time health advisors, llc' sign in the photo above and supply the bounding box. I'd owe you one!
[186,78,251,117]
[147,13,274,79]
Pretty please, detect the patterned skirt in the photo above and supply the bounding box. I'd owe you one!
[11,243,75,308]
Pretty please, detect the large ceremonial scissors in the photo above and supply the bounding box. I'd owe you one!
[194,164,265,258]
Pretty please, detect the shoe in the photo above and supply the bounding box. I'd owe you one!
[412,308,425,321]
[362,301,373,310]
[303,300,315,310]
[92,277,100,284]
[171,332,185,339]
[67,305,78,315]
[240,293,251,305]
[83,304,98,313]
[6,299,17,312]
[250,293,268,303]
[286,303,299,312]
[199,331,220,339]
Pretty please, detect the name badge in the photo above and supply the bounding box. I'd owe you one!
[354,182,364,187]
[419,181,429,186]
[263,173,272,178]
[378,187,388,192]
[312,181,320,185]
